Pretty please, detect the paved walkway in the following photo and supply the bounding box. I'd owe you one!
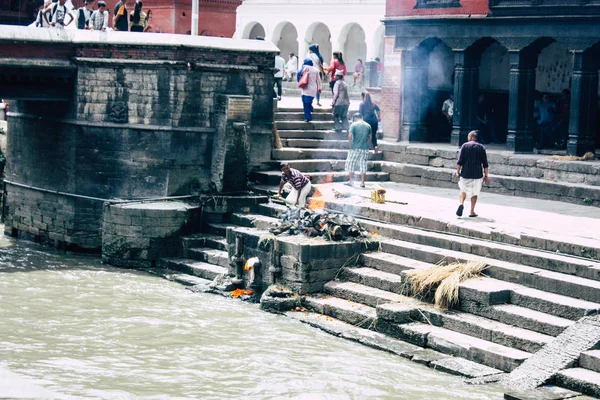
[314,180,600,248]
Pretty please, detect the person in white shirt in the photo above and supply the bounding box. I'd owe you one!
[284,52,298,81]
[34,0,52,27]
[75,0,94,29]
[274,52,286,101]
[88,1,109,31]
[43,0,74,28]
[442,93,454,141]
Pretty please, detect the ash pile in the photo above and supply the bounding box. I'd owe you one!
[269,207,372,241]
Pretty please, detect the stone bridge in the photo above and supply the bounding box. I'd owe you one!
[0,26,277,251]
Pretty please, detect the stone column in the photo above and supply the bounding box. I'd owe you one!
[401,48,429,142]
[451,51,479,146]
[567,53,598,156]
[506,51,536,153]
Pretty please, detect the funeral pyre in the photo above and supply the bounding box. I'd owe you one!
[269,204,373,241]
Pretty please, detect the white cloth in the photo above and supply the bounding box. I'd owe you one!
[285,180,312,207]
[274,56,286,78]
[442,98,454,117]
[458,178,483,198]
[285,56,298,75]
[300,65,321,98]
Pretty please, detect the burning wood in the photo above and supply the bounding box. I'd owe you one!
[269,204,372,241]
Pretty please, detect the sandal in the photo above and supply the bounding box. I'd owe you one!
[360,183,366,188]
[469,214,478,218]
[344,182,353,187]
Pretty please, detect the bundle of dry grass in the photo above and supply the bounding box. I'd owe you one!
[272,124,283,149]
[405,260,488,309]
[548,151,595,162]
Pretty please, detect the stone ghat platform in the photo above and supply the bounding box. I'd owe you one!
[380,142,600,207]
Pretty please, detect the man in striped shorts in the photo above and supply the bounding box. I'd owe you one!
[277,162,312,207]
[345,113,372,188]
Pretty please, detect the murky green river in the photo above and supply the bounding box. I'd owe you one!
[0,232,504,399]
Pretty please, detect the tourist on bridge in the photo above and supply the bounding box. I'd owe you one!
[34,0,51,27]
[113,0,129,31]
[331,70,350,133]
[88,1,108,31]
[456,130,489,218]
[326,51,347,93]
[359,92,381,154]
[273,51,286,101]
[307,44,325,107]
[345,113,372,188]
[277,162,312,207]
[284,52,298,81]
[297,58,322,123]
[129,1,148,32]
[43,0,74,28]
[75,0,94,29]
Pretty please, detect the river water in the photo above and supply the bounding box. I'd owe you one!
[0,233,504,399]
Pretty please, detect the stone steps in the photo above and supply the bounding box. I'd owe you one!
[277,129,346,139]
[379,161,600,207]
[483,304,574,337]
[358,219,600,282]
[379,238,600,303]
[275,112,333,121]
[181,233,227,252]
[323,280,423,308]
[580,350,600,373]
[377,320,530,372]
[302,295,376,328]
[555,368,600,398]
[186,248,229,268]
[156,258,227,281]
[254,170,390,186]
[281,138,350,149]
[264,159,382,173]
[257,202,288,218]
[272,148,383,161]
[276,120,334,130]
[341,267,556,351]
[230,213,279,230]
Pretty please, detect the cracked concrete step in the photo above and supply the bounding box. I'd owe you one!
[359,219,600,282]
[460,277,600,321]
[181,233,227,252]
[341,267,405,295]
[156,258,227,281]
[414,307,554,354]
[580,350,600,373]
[266,159,382,173]
[281,138,350,149]
[257,202,288,218]
[186,248,229,268]
[481,304,575,337]
[276,120,334,130]
[379,321,530,372]
[380,238,600,303]
[254,170,390,186]
[361,252,432,275]
[275,112,332,121]
[303,295,376,328]
[273,148,384,161]
[556,368,600,398]
[323,280,425,309]
[230,213,279,230]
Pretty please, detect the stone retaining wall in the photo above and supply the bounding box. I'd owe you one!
[102,201,201,268]
[226,227,378,293]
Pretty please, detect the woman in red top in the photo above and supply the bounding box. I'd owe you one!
[327,51,347,93]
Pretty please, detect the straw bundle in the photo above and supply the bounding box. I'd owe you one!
[548,151,595,161]
[405,260,487,309]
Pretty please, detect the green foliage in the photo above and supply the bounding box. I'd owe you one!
[583,198,593,205]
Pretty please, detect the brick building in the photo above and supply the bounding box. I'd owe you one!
[381,0,600,156]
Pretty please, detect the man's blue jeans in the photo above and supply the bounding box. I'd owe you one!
[302,95,314,121]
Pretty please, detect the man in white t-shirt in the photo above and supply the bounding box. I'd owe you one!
[43,0,74,28]
[274,52,286,101]
[441,93,454,141]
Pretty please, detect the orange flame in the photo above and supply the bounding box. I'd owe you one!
[230,289,253,298]
[308,198,326,210]
[323,174,334,184]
